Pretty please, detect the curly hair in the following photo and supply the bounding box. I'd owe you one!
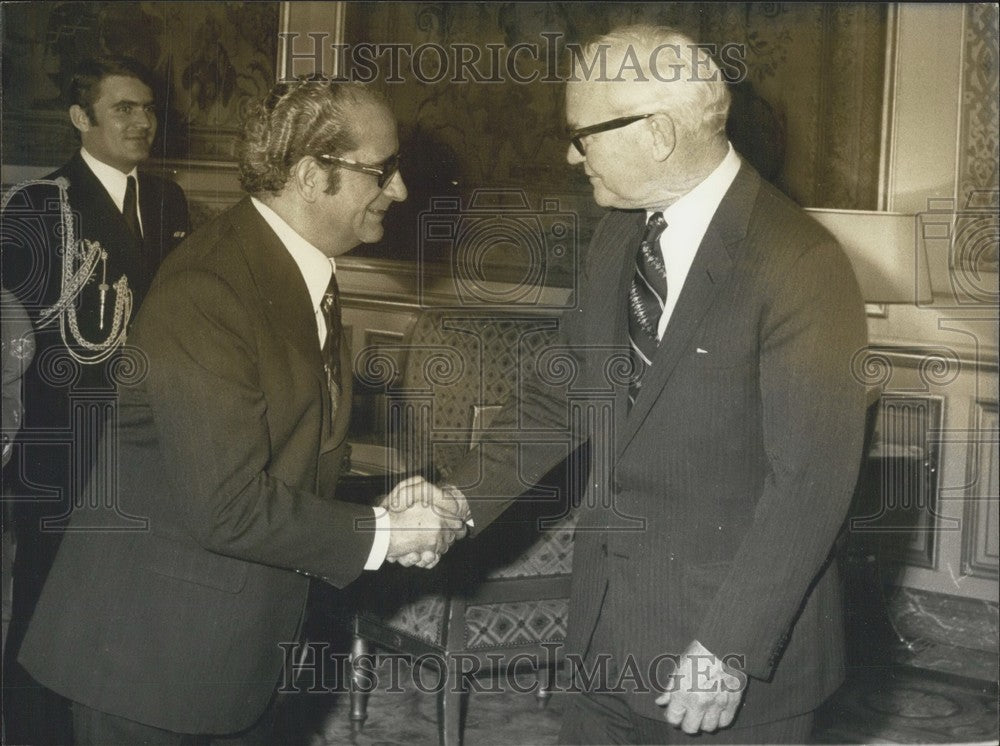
[237,80,384,197]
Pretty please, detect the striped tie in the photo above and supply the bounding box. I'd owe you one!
[627,212,668,407]
[321,273,343,421]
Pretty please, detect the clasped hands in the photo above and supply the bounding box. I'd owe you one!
[381,476,470,569]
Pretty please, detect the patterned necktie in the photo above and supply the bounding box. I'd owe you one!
[321,273,343,418]
[123,175,142,240]
[627,211,668,407]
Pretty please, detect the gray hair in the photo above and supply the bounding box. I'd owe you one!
[582,26,731,140]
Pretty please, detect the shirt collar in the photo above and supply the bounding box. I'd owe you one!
[250,197,334,312]
[79,147,138,211]
[651,142,741,226]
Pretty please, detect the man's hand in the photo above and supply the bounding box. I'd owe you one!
[654,640,745,734]
[381,477,470,568]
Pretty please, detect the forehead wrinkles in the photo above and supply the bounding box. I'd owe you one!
[567,78,652,123]
[606,79,661,114]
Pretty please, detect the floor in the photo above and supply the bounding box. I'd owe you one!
[4,526,997,744]
[270,647,1000,746]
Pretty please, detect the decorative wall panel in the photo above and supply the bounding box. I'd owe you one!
[1,2,279,166]
[340,2,887,264]
[956,3,999,277]
[962,401,999,579]
[851,393,945,570]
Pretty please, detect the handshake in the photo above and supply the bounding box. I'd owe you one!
[381,476,471,569]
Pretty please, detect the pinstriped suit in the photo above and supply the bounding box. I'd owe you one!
[450,163,868,728]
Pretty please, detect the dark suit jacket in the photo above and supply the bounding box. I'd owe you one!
[20,198,373,734]
[2,151,190,492]
[450,163,869,726]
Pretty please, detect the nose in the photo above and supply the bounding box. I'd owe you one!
[134,107,156,131]
[385,171,407,202]
[567,142,584,166]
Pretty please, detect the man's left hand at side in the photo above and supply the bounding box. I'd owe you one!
[655,639,745,734]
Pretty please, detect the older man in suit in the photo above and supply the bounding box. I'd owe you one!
[1,56,189,744]
[18,81,466,744]
[389,26,868,743]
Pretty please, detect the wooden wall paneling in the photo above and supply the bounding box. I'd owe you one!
[852,392,946,571]
[961,401,1000,580]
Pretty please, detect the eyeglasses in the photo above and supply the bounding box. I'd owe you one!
[568,113,655,156]
[318,152,400,189]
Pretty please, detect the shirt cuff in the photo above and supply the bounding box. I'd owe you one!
[363,507,391,570]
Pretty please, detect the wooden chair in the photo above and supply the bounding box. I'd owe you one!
[347,309,581,746]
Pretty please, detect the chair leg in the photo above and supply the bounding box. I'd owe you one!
[536,663,555,709]
[437,654,465,746]
[349,634,370,734]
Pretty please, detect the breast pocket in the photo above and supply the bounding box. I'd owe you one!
[683,341,753,370]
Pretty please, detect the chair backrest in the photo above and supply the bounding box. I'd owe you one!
[392,310,562,477]
[389,309,579,579]
[351,309,579,649]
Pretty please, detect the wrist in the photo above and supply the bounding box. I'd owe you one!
[441,483,471,522]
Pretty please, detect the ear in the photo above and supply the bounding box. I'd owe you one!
[291,156,324,202]
[647,113,676,161]
[69,105,92,133]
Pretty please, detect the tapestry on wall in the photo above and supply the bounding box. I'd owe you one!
[1,1,279,167]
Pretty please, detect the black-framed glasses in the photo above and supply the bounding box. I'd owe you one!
[318,152,400,189]
[568,113,655,156]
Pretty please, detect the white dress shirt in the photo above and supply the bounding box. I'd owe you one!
[251,198,390,570]
[651,143,742,340]
[80,147,144,235]
[461,148,743,533]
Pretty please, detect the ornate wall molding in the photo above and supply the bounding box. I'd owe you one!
[961,400,999,580]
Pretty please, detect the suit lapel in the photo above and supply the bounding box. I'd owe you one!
[616,164,760,458]
[64,154,143,255]
[229,199,350,484]
[228,198,326,384]
[607,213,646,442]
[62,153,161,305]
[137,172,162,262]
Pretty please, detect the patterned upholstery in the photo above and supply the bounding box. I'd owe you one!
[465,599,569,648]
[352,309,579,647]
[376,593,447,646]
